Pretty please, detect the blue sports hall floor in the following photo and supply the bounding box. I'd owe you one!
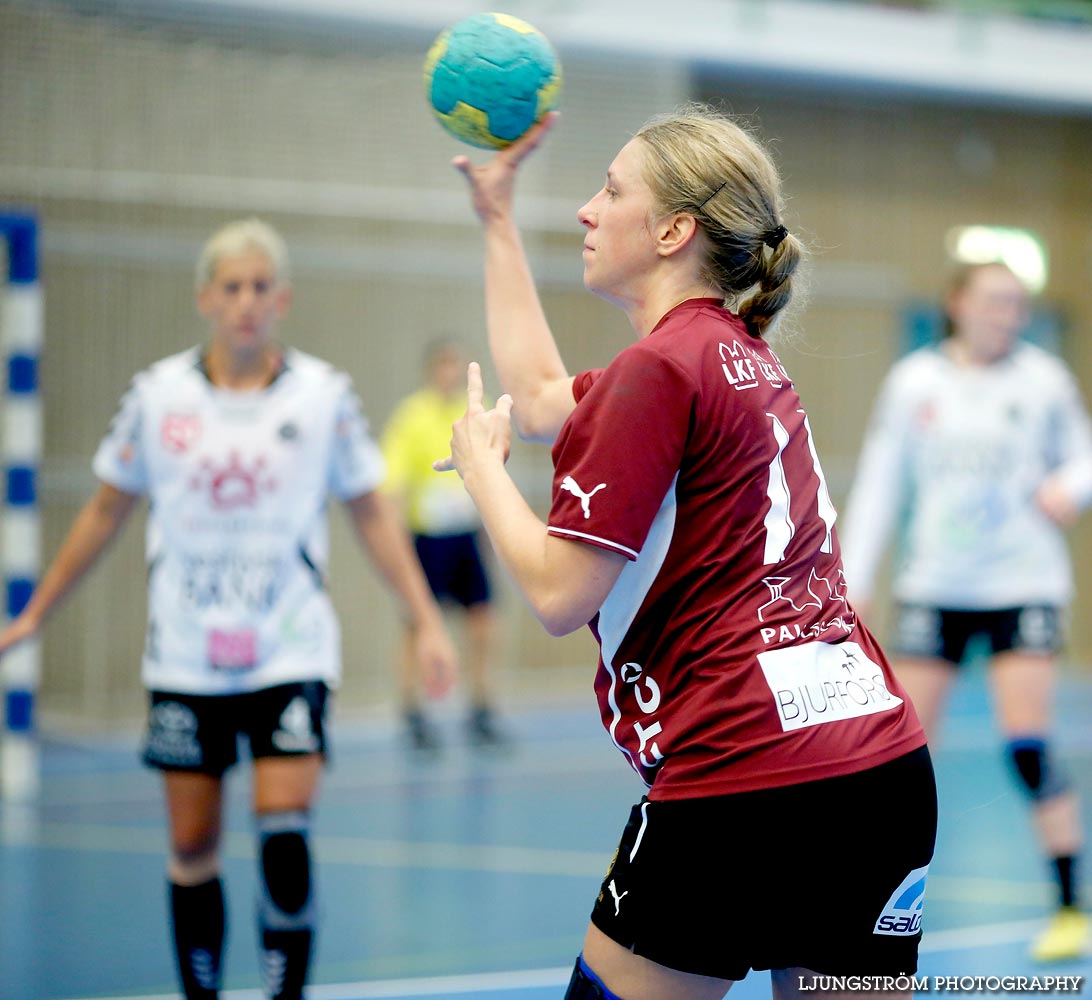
[2,661,1091,1000]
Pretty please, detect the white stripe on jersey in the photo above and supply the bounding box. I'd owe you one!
[597,474,679,786]
[545,526,639,560]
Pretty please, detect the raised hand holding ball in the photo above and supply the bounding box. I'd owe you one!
[424,12,561,149]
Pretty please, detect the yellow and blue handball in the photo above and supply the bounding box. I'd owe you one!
[424,12,561,149]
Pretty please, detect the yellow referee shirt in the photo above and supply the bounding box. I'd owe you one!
[380,387,484,536]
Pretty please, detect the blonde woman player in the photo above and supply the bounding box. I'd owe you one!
[0,218,457,1000]
[841,260,1092,962]
[439,106,936,999]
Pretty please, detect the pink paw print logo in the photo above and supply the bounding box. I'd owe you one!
[190,452,276,509]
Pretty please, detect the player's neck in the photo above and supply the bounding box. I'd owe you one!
[205,342,282,390]
[626,280,723,339]
[943,337,1009,368]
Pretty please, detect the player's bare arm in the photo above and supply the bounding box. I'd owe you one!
[344,490,458,696]
[442,362,626,635]
[0,481,140,657]
[453,113,576,444]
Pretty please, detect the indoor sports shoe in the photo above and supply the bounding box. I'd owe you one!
[467,704,511,750]
[1030,906,1091,962]
[404,708,441,755]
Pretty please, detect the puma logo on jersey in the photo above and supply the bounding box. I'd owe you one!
[560,476,606,518]
[607,879,629,915]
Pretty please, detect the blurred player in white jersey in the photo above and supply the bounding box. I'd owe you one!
[0,218,457,1000]
[841,261,1092,962]
[440,106,936,999]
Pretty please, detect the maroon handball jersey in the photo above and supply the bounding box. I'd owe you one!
[548,299,924,799]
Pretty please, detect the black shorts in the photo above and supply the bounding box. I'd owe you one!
[590,746,937,980]
[890,604,1064,664]
[415,532,491,608]
[141,681,329,776]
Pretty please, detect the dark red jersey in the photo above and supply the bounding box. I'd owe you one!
[548,299,924,799]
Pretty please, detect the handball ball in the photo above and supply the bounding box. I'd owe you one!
[424,12,561,149]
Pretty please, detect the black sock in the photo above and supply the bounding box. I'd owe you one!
[260,927,313,1000]
[257,817,315,1000]
[1052,856,1079,908]
[169,878,225,999]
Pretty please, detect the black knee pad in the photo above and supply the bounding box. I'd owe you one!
[1007,738,1071,801]
[257,811,313,927]
[565,956,623,1000]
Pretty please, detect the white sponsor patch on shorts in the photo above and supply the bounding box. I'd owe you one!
[757,640,902,732]
[874,864,929,936]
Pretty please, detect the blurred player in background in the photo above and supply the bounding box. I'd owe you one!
[381,339,506,752]
[440,106,936,999]
[841,260,1092,962]
[0,218,457,1000]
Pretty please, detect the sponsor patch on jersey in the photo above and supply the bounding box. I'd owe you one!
[191,453,277,510]
[874,864,928,936]
[757,640,902,732]
[207,627,257,671]
[161,413,202,453]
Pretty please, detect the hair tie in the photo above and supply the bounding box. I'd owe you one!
[763,224,788,250]
[697,180,728,211]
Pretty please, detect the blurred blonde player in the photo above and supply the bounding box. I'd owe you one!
[0,218,457,1000]
[381,339,506,752]
[841,261,1092,962]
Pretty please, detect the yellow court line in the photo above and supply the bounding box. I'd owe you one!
[9,821,1065,896]
[9,821,608,878]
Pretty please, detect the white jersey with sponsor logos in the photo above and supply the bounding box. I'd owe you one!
[840,342,1092,609]
[93,347,385,694]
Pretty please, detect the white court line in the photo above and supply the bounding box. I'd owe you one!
[926,874,1050,906]
[56,965,573,1000]
[919,917,1046,953]
[57,917,1053,1000]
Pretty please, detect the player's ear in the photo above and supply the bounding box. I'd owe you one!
[654,212,700,258]
[195,283,214,319]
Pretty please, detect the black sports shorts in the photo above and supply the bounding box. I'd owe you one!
[415,531,491,608]
[890,604,1064,664]
[589,746,937,980]
[141,681,329,776]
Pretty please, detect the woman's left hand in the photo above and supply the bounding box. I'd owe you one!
[434,362,513,479]
[1036,477,1080,527]
[414,616,459,699]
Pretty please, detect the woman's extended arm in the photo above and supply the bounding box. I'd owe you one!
[454,113,577,443]
[343,490,458,696]
[0,482,140,656]
[443,363,626,635]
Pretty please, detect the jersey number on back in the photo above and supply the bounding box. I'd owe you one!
[762,411,836,564]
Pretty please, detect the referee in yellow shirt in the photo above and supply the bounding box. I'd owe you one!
[381,339,506,751]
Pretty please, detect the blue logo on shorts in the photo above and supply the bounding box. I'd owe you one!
[874,864,928,936]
